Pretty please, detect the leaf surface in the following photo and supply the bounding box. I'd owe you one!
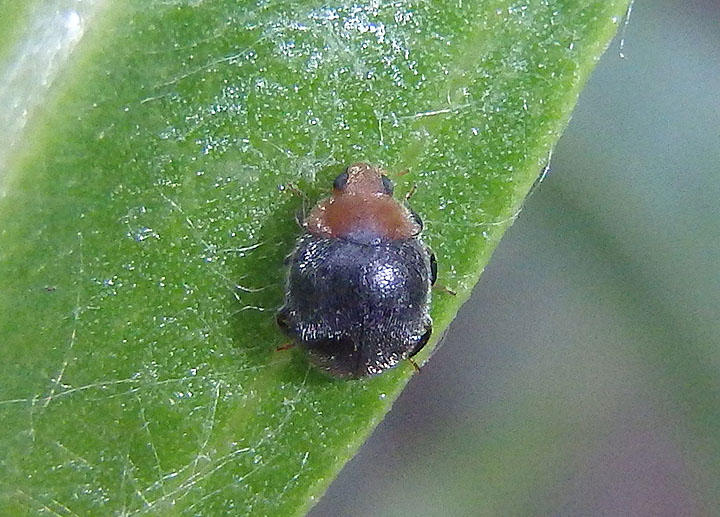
[0,1,628,514]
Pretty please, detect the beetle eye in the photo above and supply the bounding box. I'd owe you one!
[333,171,349,190]
[381,175,394,195]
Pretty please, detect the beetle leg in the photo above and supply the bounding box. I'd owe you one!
[429,252,437,285]
[433,284,457,296]
[407,357,421,373]
[279,182,308,223]
[405,183,418,201]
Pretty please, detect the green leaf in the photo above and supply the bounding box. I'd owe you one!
[0,1,628,514]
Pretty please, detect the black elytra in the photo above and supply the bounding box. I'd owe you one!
[277,163,436,378]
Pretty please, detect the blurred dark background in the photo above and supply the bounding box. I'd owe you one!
[311,1,720,515]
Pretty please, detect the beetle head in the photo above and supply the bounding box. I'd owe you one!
[333,163,393,196]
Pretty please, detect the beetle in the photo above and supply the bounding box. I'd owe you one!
[276,163,436,378]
